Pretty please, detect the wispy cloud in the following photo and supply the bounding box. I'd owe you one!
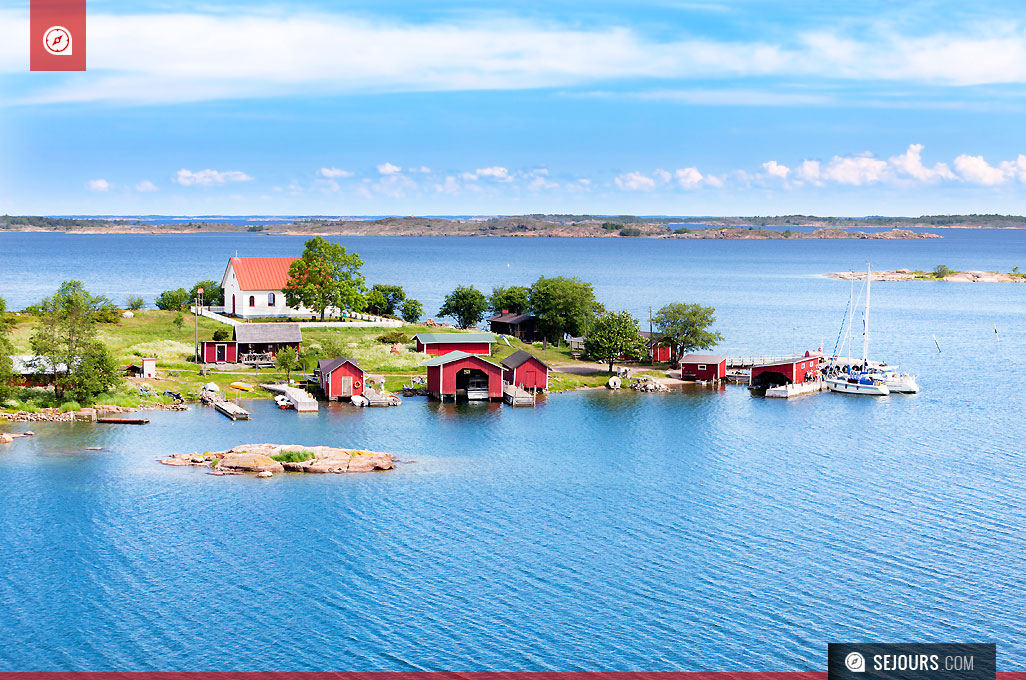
[318,167,353,178]
[134,180,159,192]
[9,9,1026,106]
[87,178,110,192]
[174,168,253,186]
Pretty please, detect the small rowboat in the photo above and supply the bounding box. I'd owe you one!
[229,382,254,392]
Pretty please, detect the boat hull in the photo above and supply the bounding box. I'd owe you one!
[825,377,890,395]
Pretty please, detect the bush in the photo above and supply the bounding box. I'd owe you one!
[400,298,423,323]
[173,312,185,329]
[271,449,315,463]
[155,288,190,311]
[601,222,623,231]
[376,329,410,344]
[59,401,82,413]
[212,327,231,342]
[933,264,954,278]
[674,227,692,234]
[126,296,145,310]
[95,300,121,324]
[618,227,642,237]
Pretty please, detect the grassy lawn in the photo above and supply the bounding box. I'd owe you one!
[6,311,615,405]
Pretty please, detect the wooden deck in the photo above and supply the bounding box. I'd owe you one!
[363,387,400,407]
[260,384,319,412]
[214,400,251,420]
[503,384,538,406]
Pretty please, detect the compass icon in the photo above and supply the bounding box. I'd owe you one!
[43,26,72,56]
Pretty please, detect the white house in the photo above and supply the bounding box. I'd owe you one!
[220,257,312,319]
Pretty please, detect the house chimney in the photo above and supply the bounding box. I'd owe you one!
[501,308,509,314]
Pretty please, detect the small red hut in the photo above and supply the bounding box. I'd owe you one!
[413,332,495,356]
[749,351,822,389]
[424,351,503,401]
[317,357,365,400]
[680,354,727,381]
[500,350,549,390]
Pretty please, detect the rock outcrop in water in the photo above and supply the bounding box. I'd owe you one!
[160,443,397,476]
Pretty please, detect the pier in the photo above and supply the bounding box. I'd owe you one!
[260,384,319,412]
[503,384,537,406]
[362,387,400,407]
[214,401,251,420]
[764,380,827,399]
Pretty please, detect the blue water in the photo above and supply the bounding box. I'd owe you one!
[1,232,1025,670]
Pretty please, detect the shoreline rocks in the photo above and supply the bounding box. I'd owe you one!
[0,402,188,423]
[160,443,397,476]
[828,269,1026,283]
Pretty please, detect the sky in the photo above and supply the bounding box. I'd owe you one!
[4,0,1026,216]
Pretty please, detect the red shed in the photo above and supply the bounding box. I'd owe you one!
[317,357,365,400]
[749,351,823,389]
[424,351,503,401]
[499,349,549,390]
[680,354,727,381]
[201,340,238,364]
[413,332,495,356]
[640,332,673,363]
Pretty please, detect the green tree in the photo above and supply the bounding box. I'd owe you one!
[400,298,423,323]
[173,312,185,330]
[934,264,954,278]
[212,327,232,342]
[189,280,224,306]
[275,347,301,382]
[283,236,367,320]
[66,342,122,403]
[584,311,648,372]
[652,302,724,361]
[29,282,120,399]
[438,285,488,328]
[489,285,531,314]
[0,297,15,401]
[125,295,145,311]
[155,288,190,311]
[365,284,406,316]
[529,275,602,346]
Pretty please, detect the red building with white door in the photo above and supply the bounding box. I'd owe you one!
[317,357,365,400]
[499,350,549,390]
[749,351,823,389]
[424,351,503,401]
[680,354,727,381]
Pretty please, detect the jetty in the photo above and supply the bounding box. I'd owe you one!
[214,401,250,420]
[765,380,827,398]
[260,384,318,412]
[362,387,399,407]
[96,417,150,425]
[503,384,537,406]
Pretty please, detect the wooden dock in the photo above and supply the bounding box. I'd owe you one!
[260,384,318,412]
[362,387,399,407]
[764,380,826,399]
[96,417,150,425]
[503,384,537,406]
[214,400,251,420]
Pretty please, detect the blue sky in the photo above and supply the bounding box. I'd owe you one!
[4,0,1026,216]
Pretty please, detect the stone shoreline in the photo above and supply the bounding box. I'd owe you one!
[160,443,397,476]
[0,402,188,423]
[828,269,1026,283]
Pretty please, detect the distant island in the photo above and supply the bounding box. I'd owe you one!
[0,213,966,238]
[828,268,1026,282]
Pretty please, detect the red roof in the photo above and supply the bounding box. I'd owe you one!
[227,257,299,291]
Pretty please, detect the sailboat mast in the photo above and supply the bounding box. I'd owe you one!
[862,262,871,364]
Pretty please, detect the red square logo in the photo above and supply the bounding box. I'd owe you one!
[30,0,86,71]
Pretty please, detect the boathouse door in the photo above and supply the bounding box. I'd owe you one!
[216,344,227,362]
[339,376,353,397]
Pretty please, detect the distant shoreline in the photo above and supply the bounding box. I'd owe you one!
[827,269,1026,283]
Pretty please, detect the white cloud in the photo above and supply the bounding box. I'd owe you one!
[615,171,657,191]
[795,160,822,183]
[318,167,353,178]
[87,178,110,192]
[653,168,672,183]
[410,165,432,173]
[821,153,890,185]
[953,154,1007,185]
[134,180,158,192]
[377,162,402,175]
[889,143,955,182]
[174,168,253,186]
[11,10,1026,105]
[761,160,791,180]
[675,167,704,189]
[475,166,511,181]
[1000,154,1026,182]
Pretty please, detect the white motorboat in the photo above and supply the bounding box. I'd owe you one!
[869,366,919,393]
[824,373,890,395]
[465,375,490,400]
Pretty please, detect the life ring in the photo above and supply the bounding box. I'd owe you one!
[354,380,362,389]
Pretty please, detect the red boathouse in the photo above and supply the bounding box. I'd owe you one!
[424,351,503,401]
[317,357,365,400]
[749,351,823,389]
[413,332,495,356]
[500,350,550,390]
[641,332,673,363]
[680,354,727,381]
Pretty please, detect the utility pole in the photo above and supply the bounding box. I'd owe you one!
[194,288,204,363]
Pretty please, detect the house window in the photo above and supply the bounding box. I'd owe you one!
[268,292,276,306]
[249,296,255,307]
[698,364,707,371]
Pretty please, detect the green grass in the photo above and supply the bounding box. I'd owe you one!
[271,449,316,462]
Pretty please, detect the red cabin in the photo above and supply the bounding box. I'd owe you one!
[424,351,503,401]
[317,357,365,400]
[749,351,823,389]
[500,350,549,390]
[413,332,495,356]
[201,323,302,364]
[201,340,239,364]
[680,354,727,381]
[641,332,673,363]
